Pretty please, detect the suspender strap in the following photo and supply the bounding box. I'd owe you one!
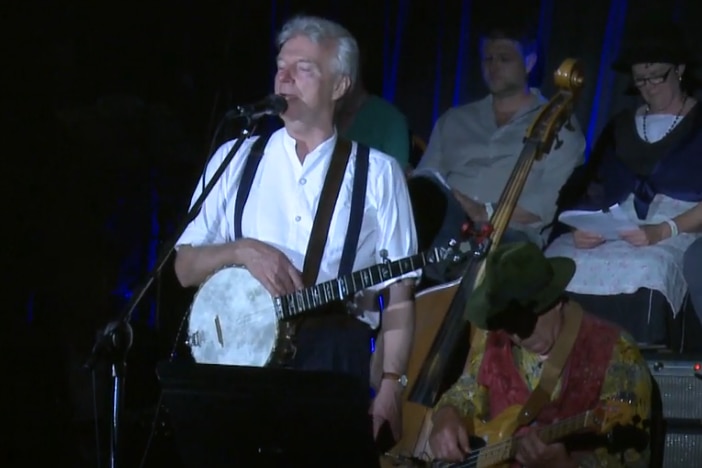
[516,302,584,426]
[233,132,273,239]
[337,143,370,276]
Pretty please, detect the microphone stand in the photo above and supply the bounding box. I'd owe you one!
[84,117,260,468]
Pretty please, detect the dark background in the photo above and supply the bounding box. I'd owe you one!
[4,0,701,466]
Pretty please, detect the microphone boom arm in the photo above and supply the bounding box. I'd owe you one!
[225,94,287,120]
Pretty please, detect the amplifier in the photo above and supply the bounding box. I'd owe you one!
[646,355,702,421]
[662,426,702,468]
[645,353,702,467]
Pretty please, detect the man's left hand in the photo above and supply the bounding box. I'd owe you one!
[370,378,403,442]
[515,431,576,468]
[619,222,669,246]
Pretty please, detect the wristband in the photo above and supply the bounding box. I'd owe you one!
[664,218,679,237]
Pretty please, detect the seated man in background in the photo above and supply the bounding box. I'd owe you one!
[429,242,651,467]
[410,13,584,268]
[545,14,702,343]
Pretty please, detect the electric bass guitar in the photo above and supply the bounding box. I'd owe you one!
[385,397,645,468]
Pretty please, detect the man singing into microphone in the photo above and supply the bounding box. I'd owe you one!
[174,14,419,452]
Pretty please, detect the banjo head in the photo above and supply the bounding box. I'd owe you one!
[187,266,279,367]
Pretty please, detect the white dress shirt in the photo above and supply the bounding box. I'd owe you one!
[177,127,420,324]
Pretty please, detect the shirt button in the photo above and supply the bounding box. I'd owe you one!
[299,178,307,185]
[294,216,301,222]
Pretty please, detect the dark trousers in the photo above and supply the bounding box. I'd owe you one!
[290,313,380,467]
[291,313,373,383]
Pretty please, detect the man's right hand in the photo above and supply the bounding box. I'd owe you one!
[572,229,605,249]
[237,239,304,296]
[428,406,471,462]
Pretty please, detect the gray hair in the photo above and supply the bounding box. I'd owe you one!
[277,15,359,88]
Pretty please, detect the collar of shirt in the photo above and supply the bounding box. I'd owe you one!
[281,126,339,174]
[479,87,547,129]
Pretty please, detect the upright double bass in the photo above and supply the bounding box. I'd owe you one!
[383,58,585,466]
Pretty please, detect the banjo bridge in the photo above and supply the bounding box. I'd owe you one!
[215,315,224,347]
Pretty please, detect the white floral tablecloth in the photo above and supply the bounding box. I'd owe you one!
[545,194,700,317]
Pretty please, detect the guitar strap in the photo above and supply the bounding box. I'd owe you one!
[461,305,583,426]
[280,137,352,361]
[464,326,487,371]
[300,137,353,286]
[516,302,584,426]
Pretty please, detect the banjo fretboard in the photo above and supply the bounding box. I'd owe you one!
[274,246,448,319]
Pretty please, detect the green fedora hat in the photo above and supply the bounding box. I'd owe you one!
[465,242,576,330]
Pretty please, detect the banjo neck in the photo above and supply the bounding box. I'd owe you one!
[273,246,446,320]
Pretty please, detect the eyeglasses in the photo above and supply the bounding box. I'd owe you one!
[633,67,674,88]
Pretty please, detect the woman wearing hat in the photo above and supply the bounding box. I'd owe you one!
[545,15,702,339]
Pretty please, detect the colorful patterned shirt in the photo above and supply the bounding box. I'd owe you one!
[434,328,652,467]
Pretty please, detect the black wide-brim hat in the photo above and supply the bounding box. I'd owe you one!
[464,242,576,331]
[612,15,700,72]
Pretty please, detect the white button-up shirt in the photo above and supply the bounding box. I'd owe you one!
[178,128,420,308]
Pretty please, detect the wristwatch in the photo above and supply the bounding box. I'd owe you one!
[383,372,408,388]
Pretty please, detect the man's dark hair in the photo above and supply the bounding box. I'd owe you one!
[475,0,540,57]
[478,15,540,58]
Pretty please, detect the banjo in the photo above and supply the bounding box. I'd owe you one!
[186,242,465,367]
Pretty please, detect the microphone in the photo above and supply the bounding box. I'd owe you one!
[225,94,288,120]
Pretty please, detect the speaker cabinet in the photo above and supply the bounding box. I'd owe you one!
[646,353,702,467]
[662,426,702,467]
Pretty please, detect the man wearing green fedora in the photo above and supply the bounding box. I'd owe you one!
[427,242,652,467]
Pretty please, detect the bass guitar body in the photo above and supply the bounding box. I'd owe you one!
[381,405,521,468]
[457,406,523,468]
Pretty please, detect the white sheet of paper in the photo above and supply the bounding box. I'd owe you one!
[558,204,640,240]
